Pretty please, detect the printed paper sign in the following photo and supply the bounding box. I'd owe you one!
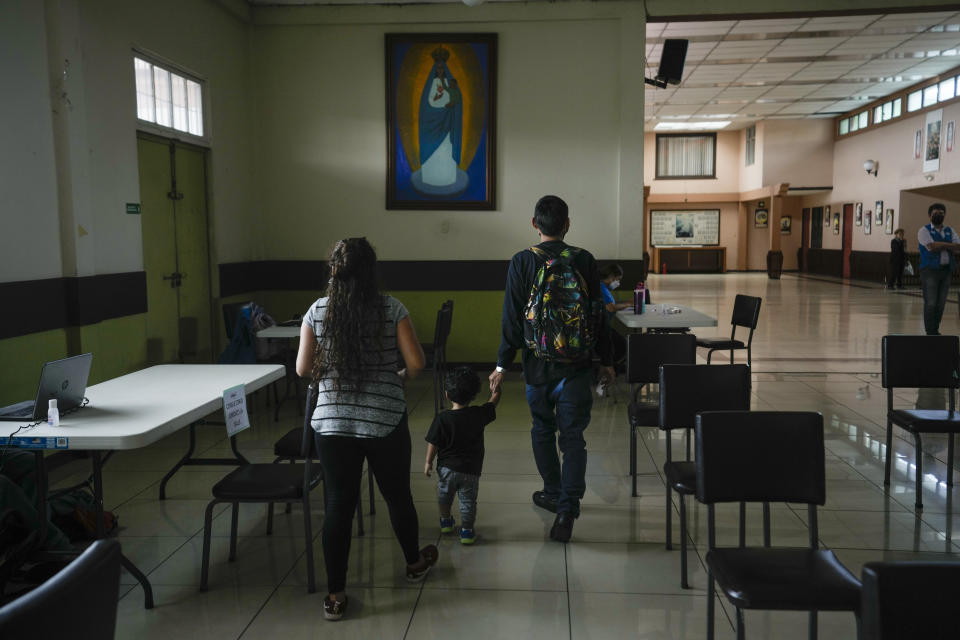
[6,436,69,450]
[223,385,250,437]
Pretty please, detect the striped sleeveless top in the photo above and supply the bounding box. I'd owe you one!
[303,295,409,438]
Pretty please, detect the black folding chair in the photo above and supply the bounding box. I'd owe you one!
[881,334,960,509]
[423,300,454,416]
[626,333,697,497]
[660,364,752,589]
[695,295,762,367]
[860,561,960,639]
[697,411,861,640]
[201,385,323,593]
[0,539,120,640]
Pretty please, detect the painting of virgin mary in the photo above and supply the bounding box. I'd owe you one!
[386,33,497,210]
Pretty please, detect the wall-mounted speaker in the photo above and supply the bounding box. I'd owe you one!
[657,39,688,85]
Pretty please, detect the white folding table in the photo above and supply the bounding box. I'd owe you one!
[614,303,718,333]
[5,364,285,609]
[255,325,303,420]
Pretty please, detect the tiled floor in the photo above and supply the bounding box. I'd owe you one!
[64,273,960,639]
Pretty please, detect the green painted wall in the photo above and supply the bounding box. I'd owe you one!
[78,315,148,385]
[0,331,69,406]
[254,289,506,364]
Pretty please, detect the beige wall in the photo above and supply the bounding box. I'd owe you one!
[251,2,646,262]
[2,0,254,285]
[762,119,834,188]
[645,130,741,196]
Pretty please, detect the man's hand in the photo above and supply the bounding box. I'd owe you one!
[599,366,616,384]
[489,369,504,393]
[424,461,432,477]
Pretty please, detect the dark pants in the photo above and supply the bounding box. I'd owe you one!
[526,370,593,517]
[920,267,952,335]
[315,415,420,594]
[888,259,904,288]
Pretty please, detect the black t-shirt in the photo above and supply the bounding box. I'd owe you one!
[424,403,496,476]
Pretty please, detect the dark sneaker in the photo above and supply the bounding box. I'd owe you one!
[550,512,575,543]
[406,544,439,582]
[532,491,558,513]
[440,517,455,534]
[323,595,348,621]
[460,528,476,545]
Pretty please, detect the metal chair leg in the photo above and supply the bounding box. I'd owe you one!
[266,502,274,535]
[229,503,239,561]
[707,350,713,364]
[200,500,217,591]
[665,485,673,550]
[915,433,924,509]
[762,502,771,547]
[630,426,638,497]
[303,495,315,594]
[884,421,894,486]
[739,502,746,548]
[949,433,955,487]
[680,492,689,589]
[736,607,745,640]
[808,611,818,640]
[286,459,295,514]
[368,464,376,515]
[730,348,735,365]
[706,572,715,640]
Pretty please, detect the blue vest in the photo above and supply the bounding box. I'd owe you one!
[919,224,956,271]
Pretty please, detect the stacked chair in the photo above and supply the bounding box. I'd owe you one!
[860,561,960,639]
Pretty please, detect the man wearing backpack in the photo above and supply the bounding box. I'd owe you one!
[489,195,614,543]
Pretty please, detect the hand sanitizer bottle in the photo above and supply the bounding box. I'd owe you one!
[47,399,59,426]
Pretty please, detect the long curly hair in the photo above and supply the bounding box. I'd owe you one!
[311,238,385,395]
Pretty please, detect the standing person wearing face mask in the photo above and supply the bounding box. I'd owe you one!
[917,203,960,335]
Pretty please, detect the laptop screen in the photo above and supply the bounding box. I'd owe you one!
[33,353,93,419]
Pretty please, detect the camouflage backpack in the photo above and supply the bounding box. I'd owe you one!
[523,245,599,362]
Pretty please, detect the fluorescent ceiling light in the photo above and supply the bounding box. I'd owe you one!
[655,121,731,131]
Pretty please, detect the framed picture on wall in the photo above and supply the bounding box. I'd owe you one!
[855,202,863,226]
[948,120,955,153]
[915,129,923,159]
[885,209,894,234]
[864,210,872,234]
[780,216,792,234]
[833,211,840,234]
[875,201,883,225]
[754,209,769,228]
[925,109,943,173]
[385,33,498,210]
[825,205,831,226]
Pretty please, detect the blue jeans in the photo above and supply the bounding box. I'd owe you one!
[920,267,952,335]
[526,371,593,517]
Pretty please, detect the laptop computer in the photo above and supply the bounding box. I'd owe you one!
[0,353,93,421]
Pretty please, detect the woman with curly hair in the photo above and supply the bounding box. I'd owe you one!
[295,237,437,620]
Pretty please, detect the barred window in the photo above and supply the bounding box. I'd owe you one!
[134,55,204,137]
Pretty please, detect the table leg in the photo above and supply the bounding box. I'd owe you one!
[159,422,250,500]
[34,451,48,545]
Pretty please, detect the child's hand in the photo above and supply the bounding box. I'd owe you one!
[424,461,432,477]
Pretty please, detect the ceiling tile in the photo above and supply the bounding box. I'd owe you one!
[796,15,882,31]
[715,86,771,100]
[738,103,787,115]
[766,37,846,57]
[661,21,736,37]
[777,101,837,114]
[656,104,700,116]
[684,64,753,83]
[746,61,809,81]
[871,12,959,29]
[727,18,806,34]
[831,34,914,55]
[826,99,872,111]
[843,58,917,77]
[694,103,746,115]
[791,61,863,81]
[710,40,782,58]
[807,83,870,98]
[670,87,724,103]
[760,84,824,99]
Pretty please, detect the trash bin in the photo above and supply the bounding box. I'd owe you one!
[766,250,783,280]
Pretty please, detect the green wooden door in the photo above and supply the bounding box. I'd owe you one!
[137,135,213,364]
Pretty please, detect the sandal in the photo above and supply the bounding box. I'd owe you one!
[323,595,348,621]
[405,544,439,582]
